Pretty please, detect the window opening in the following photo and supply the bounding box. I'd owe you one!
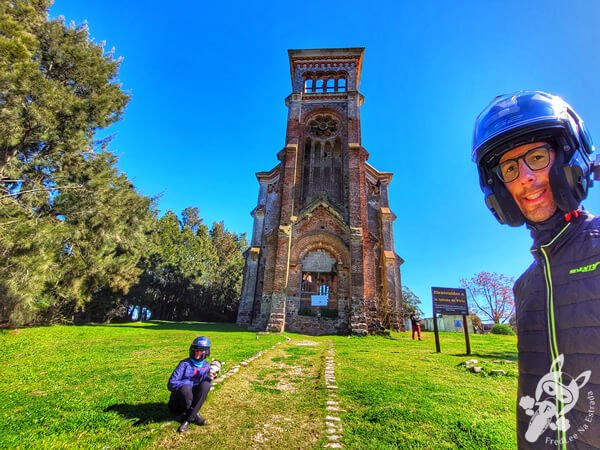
[326,78,335,92]
[304,78,314,93]
[315,79,324,93]
[301,272,335,307]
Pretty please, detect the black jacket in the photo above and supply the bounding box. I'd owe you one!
[514,211,600,449]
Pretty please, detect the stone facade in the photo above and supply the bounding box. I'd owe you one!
[237,48,404,336]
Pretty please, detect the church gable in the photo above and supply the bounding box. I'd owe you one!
[294,201,349,240]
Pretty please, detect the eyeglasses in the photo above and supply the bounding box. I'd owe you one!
[493,145,552,183]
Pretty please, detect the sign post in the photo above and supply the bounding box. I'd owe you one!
[431,287,470,355]
[462,314,471,355]
[432,310,441,353]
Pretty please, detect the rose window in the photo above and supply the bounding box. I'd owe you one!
[309,115,338,138]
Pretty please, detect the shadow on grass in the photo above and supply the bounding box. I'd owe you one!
[453,351,518,361]
[105,402,176,426]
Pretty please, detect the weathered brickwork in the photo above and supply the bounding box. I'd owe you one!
[237,48,404,335]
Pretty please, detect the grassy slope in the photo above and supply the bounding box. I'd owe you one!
[0,322,284,449]
[0,324,517,449]
[157,339,329,449]
[332,331,518,449]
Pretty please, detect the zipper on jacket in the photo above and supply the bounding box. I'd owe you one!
[539,222,571,450]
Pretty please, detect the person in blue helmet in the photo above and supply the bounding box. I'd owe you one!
[473,91,600,449]
[168,336,214,433]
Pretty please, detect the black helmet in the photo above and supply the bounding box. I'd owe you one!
[472,91,595,226]
[189,336,210,361]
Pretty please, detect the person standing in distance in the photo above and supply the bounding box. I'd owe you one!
[410,313,422,340]
[473,91,600,449]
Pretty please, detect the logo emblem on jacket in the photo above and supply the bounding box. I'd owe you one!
[519,354,591,443]
[569,260,600,274]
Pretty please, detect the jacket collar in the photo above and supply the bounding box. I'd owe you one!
[527,210,568,247]
[528,208,587,253]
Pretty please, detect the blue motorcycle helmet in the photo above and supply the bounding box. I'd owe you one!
[472,91,595,227]
[189,336,211,361]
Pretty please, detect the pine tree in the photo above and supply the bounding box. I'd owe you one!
[0,1,151,325]
[206,221,247,321]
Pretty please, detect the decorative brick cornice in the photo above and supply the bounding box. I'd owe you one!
[277,144,298,161]
[288,48,365,86]
[365,162,393,184]
[301,93,350,102]
[379,206,397,222]
[251,206,265,218]
[279,224,292,235]
[383,250,396,261]
[250,247,261,261]
[256,165,280,181]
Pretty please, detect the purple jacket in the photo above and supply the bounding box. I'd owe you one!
[167,358,210,391]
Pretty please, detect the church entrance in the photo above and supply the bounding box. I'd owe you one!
[298,250,338,316]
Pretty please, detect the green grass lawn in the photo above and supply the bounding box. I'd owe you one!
[0,323,517,449]
[331,330,518,449]
[0,322,285,448]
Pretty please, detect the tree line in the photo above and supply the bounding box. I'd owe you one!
[0,1,246,326]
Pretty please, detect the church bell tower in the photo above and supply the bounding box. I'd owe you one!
[237,48,404,335]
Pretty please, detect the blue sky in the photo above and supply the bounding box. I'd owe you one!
[49,1,600,318]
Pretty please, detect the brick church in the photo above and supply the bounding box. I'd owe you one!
[236,48,403,335]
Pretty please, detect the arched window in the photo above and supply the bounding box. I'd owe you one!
[304,78,314,93]
[300,250,337,308]
[337,77,347,92]
[326,78,335,93]
[315,79,324,93]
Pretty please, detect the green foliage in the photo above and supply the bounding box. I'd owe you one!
[491,323,515,335]
[127,212,247,322]
[460,272,515,324]
[402,285,423,318]
[0,1,152,325]
[0,4,247,326]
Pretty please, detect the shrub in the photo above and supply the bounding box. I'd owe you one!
[491,324,515,335]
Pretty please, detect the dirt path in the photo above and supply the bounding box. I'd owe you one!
[158,338,330,449]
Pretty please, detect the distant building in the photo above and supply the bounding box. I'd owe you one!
[420,315,475,333]
[236,48,404,335]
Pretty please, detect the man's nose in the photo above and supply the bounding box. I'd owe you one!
[517,159,535,184]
